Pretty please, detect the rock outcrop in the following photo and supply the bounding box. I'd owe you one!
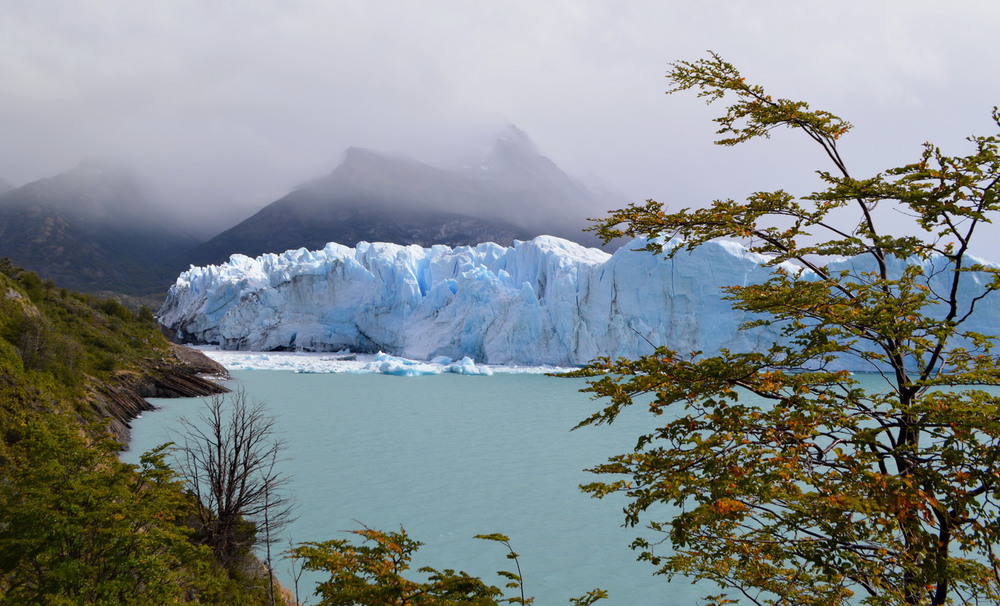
[92,344,229,443]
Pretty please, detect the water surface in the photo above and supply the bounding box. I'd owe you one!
[124,370,702,604]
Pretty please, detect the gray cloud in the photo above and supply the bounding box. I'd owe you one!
[2,0,999,255]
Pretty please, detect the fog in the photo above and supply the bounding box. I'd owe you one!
[3,1,1000,255]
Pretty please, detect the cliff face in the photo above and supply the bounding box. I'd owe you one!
[93,344,229,443]
[162,234,1000,370]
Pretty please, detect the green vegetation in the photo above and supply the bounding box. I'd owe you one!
[0,261,283,604]
[290,527,607,605]
[575,53,1000,604]
[0,258,164,396]
[0,260,599,605]
[292,526,501,606]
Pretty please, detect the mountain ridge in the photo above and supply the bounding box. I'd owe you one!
[186,127,623,266]
[0,162,201,294]
[2,127,625,295]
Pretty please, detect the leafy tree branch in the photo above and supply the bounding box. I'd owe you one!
[574,52,1000,605]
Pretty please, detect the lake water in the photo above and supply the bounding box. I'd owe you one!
[123,368,712,604]
[121,354,1000,604]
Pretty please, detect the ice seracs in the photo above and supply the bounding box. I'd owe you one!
[158,236,1000,370]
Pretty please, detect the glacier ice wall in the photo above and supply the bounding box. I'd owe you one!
[159,236,790,365]
[157,236,999,368]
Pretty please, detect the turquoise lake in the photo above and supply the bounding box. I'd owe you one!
[120,368,970,604]
[122,369,713,604]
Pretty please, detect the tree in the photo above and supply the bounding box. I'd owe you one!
[292,525,502,606]
[289,526,608,606]
[175,388,295,575]
[0,421,209,604]
[574,52,1000,605]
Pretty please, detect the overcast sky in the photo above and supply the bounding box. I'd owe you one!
[3,1,1000,253]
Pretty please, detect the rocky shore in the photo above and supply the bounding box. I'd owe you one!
[93,343,230,443]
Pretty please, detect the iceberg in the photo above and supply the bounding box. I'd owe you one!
[367,352,493,376]
[158,236,1000,370]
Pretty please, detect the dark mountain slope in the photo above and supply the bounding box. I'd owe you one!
[0,161,201,294]
[188,187,534,265]
[187,127,623,266]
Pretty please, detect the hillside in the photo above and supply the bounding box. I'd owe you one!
[186,127,623,266]
[187,183,535,266]
[0,161,201,295]
[0,262,283,604]
[0,129,623,298]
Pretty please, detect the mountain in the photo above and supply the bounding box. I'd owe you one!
[0,177,14,195]
[158,235,1000,369]
[186,126,623,266]
[0,161,201,294]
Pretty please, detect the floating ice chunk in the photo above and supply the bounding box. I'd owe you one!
[194,346,574,374]
[368,352,443,376]
[446,356,493,376]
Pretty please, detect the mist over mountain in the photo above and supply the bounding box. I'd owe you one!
[1,127,624,296]
[0,161,201,294]
[187,126,624,266]
[0,178,14,195]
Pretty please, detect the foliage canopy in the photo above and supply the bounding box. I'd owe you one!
[291,526,608,606]
[575,52,1000,605]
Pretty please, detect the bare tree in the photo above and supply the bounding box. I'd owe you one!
[174,387,295,573]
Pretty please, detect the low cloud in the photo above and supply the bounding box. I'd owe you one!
[2,1,999,254]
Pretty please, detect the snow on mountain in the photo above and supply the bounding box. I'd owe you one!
[158,236,1000,369]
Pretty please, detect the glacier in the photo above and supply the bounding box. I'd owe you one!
[158,236,1000,370]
